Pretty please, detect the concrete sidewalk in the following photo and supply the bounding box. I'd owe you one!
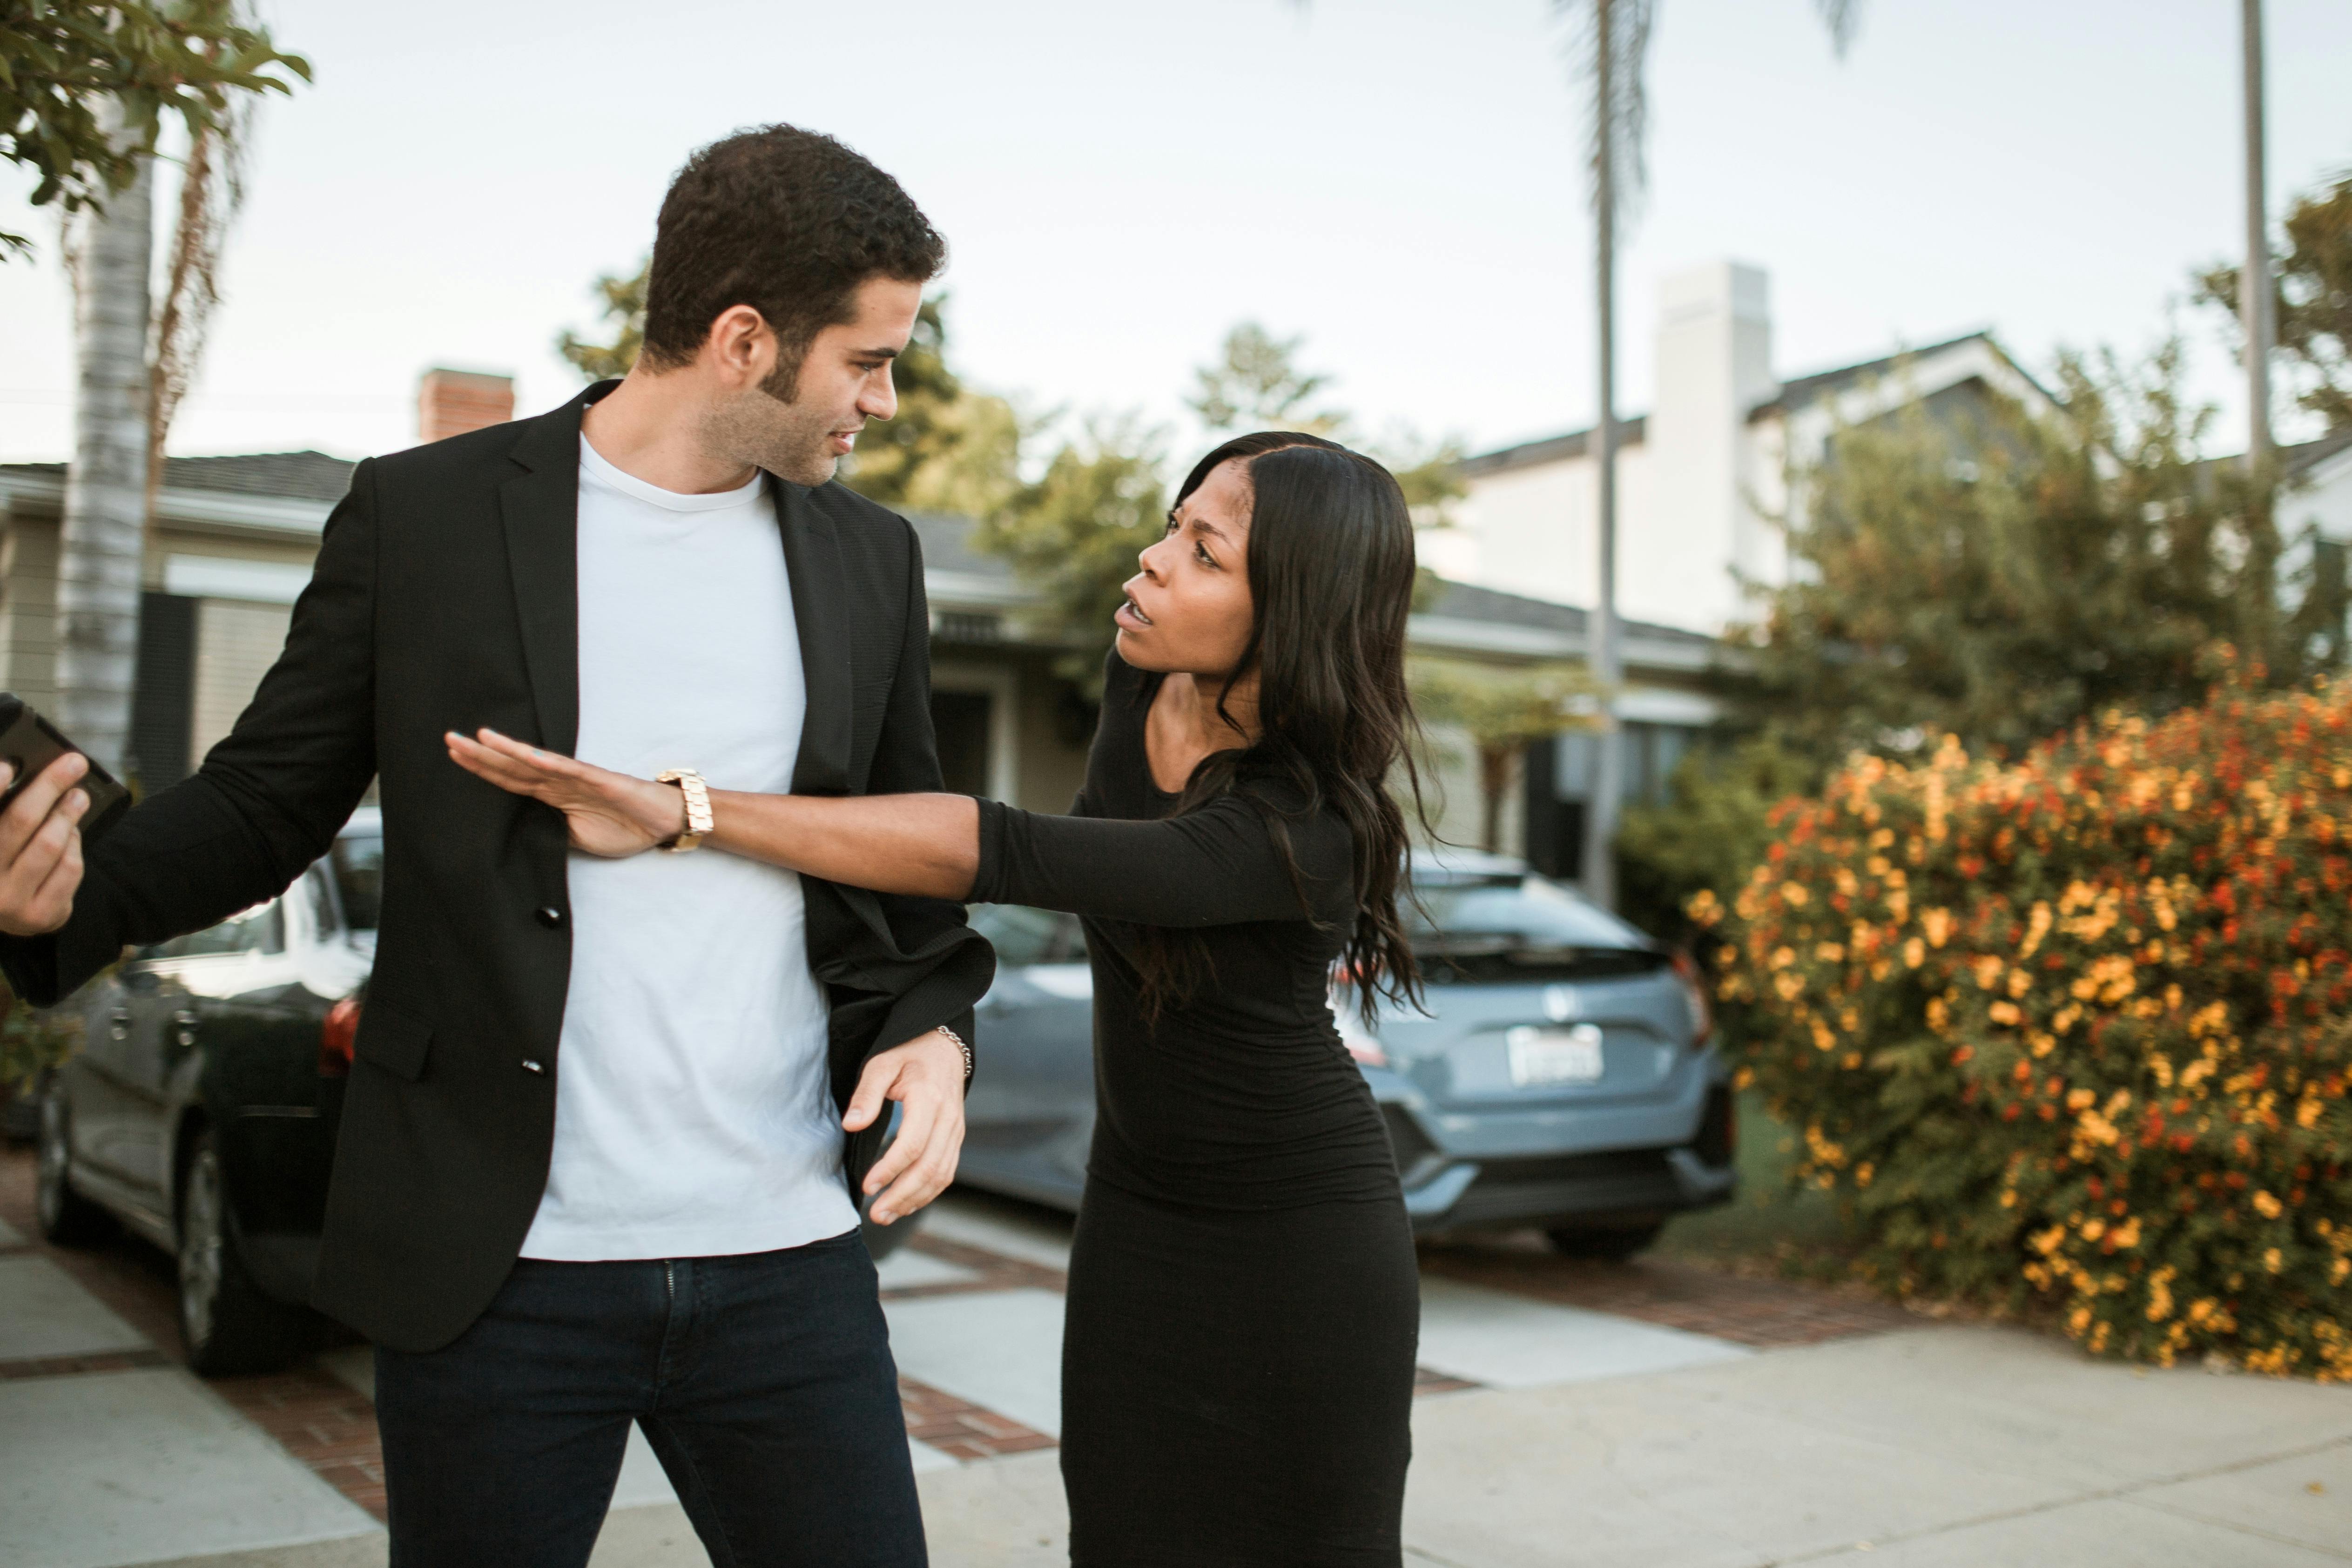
[77,1320,2352,1568]
[7,1170,2349,1568]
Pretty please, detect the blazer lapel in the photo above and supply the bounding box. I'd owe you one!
[775,479,853,794]
[499,385,605,757]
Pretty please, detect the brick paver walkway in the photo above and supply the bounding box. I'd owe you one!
[1418,1239,1920,1348]
[3,1142,1925,1535]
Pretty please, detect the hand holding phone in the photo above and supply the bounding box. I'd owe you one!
[0,696,127,939]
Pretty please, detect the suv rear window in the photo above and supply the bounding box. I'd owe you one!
[331,832,384,932]
[1408,874,1661,983]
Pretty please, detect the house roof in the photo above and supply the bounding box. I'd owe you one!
[0,450,358,503]
[1462,330,2032,477]
[1741,330,1999,422]
[2283,427,2352,482]
[0,447,1721,672]
[1460,417,1650,481]
[1415,577,1714,653]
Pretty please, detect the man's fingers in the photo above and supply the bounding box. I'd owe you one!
[27,817,83,928]
[863,1093,936,1197]
[870,1123,960,1223]
[0,752,86,862]
[841,1056,896,1133]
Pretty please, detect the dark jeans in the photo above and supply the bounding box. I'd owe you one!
[373,1229,925,1568]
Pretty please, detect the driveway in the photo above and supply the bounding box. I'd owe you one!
[1,1146,2345,1568]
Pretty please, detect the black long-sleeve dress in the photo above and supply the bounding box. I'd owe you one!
[967,653,1417,1568]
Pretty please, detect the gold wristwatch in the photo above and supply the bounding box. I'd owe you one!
[654,768,713,852]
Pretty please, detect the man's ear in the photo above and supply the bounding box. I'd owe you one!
[702,304,775,388]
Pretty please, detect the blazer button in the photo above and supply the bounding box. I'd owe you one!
[521,1058,546,1075]
[535,905,565,929]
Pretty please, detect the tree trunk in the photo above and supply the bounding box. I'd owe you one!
[1582,0,1624,910]
[61,151,153,776]
[1477,743,1514,855]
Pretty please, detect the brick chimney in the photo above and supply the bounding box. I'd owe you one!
[417,368,515,443]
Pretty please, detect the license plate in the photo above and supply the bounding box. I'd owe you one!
[1507,1023,1605,1087]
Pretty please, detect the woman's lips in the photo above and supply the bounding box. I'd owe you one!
[1116,595,1153,629]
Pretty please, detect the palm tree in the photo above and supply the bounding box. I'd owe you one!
[58,119,154,776]
[59,14,272,780]
[1558,0,1861,909]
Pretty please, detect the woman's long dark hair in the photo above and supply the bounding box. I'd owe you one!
[1131,430,1429,1024]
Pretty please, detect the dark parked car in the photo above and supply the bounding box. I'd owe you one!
[34,808,917,1374]
[958,850,1733,1258]
[35,808,382,1373]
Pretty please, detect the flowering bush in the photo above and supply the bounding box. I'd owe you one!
[1698,673,2352,1378]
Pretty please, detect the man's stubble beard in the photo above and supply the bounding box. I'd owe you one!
[700,376,844,488]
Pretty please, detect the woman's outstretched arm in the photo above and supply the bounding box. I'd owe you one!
[442,727,1341,925]
[441,727,980,896]
[705,788,979,898]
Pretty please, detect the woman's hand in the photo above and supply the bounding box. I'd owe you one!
[445,728,683,858]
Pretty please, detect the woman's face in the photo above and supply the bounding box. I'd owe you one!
[1115,458,1256,678]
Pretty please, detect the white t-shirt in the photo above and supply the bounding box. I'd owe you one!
[518,436,859,1261]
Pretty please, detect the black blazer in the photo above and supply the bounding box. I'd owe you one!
[0,383,994,1351]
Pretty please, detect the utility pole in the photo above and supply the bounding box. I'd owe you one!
[1582,0,1624,911]
[2240,0,2273,470]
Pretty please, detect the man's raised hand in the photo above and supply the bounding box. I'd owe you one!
[0,752,91,938]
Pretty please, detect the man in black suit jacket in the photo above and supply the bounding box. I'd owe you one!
[0,126,991,1568]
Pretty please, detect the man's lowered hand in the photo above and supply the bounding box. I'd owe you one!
[844,1028,967,1224]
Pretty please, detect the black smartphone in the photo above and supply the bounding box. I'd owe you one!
[0,694,132,844]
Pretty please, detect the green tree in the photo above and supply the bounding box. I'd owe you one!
[1408,659,1595,855]
[1721,341,2343,766]
[555,259,647,382]
[2199,168,2352,433]
[1189,321,1467,527]
[1188,321,1345,434]
[973,417,1169,693]
[2,0,307,259]
[1615,732,1814,948]
[838,296,1022,523]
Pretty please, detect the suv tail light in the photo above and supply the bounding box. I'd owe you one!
[1671,950,1714,1043]
[1696,1081,1737,1167]
[320,996,361,1078]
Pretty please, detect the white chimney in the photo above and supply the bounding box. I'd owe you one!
[1641,261,1774,632]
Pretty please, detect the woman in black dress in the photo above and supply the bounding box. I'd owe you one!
[450,431,1430,1566]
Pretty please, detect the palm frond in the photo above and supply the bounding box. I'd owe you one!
[1813,0,1864,57]
[1554,0,1657,228]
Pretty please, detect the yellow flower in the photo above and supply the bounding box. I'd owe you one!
[2254,1191,2283,1218]
[2264,1248,2284,1274]
[1923,908,1953,948]
[1989,1001,2022,1026]
[1904,937,1925,969]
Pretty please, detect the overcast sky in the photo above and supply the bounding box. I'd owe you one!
[1,0,2347,468]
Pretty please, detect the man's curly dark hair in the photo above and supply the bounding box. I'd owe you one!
[639,125,946,394]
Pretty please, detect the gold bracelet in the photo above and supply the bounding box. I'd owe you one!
[654,768,713,852]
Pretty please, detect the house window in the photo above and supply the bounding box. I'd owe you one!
[1523,720,1705,881]
[929,663,1020,802]
[129,592,198,792]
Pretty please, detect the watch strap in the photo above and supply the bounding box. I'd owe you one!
[654,768,713,852]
